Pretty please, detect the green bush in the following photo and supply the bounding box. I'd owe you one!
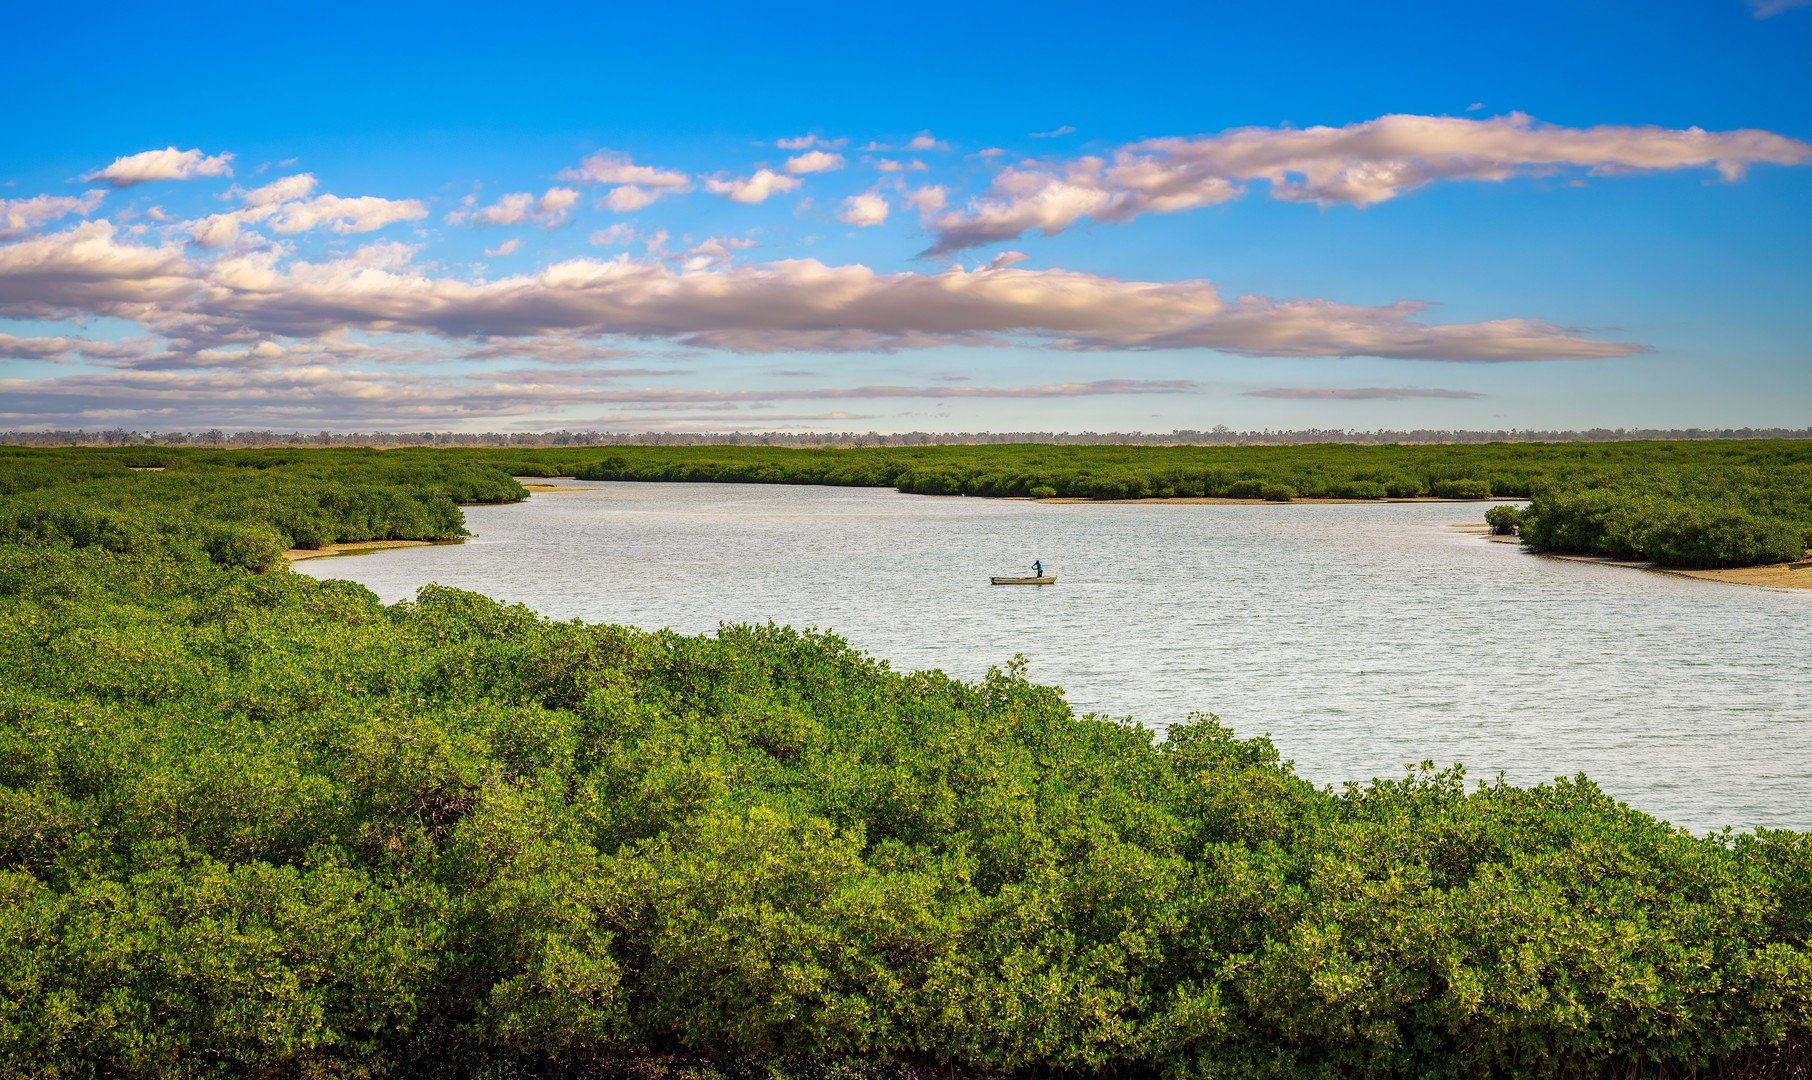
[1484,504,1523,535]
[1431,477,1492,498]
[0,447,1809,1073]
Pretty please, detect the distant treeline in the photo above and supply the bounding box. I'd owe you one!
[5,442,1810,569]
[538,441,1810,569]
[7,425,1812,448]
[1,451,1810,1076]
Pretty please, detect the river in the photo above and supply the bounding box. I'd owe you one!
[298,480,1812,833]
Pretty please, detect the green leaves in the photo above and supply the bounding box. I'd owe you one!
[1,446,1810,1074]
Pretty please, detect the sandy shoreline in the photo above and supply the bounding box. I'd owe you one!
[1036,495,1514,506]
[1448,524,1812,591]
[283,540,449,562]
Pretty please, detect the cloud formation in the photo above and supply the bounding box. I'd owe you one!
[927,112,1812,252]
[561,151,691,212]
[0,223,1642,364]
[838,192,890,227]
[1244,386,1483,400]
[189,175,427,247]
[785,151,845,174]
[84,147,234,187]
[457,187,581,229]
[705,169,802,204]
[776,135,846,151]
[0,190,106,239]
[0,363,1190,429]
[0,331,147,362]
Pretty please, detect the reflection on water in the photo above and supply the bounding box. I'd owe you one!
[300,481,1812,833]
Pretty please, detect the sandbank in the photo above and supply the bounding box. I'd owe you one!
[1036,495,1511,506]
[1454,524,1812,591]
[283,540,446,562]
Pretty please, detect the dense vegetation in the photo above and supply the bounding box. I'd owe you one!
[5,440,1809,569]
[541,441,1811,569]
[0,449,1810,1076]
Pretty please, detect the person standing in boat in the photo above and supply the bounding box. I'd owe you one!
[1033,559,1044,578]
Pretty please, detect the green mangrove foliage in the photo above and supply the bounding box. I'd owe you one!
[1483,504,1523,535]
[0,450,1809,1076]
[540,440,1810,568]
[0,446,526,571]
[7,440,1812,568]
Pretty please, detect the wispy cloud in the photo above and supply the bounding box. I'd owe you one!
[0,190,106,239]
[926,112,1812,252]
[83,147,234,187]
[1244,386,1484,400]
[1750,0,1812,17]
[705,169,802,204]
[784,151,845,175]
[452,187,580,229]
[188,175,426,248]
[0,366,1191,430]
[561,151,691,213]
[0,222,1644,362]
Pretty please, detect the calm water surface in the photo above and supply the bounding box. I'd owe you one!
[300,481,1812,833]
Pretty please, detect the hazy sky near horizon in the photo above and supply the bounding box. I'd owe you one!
[2,1,1809,433]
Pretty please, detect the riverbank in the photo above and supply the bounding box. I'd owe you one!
[1039,495,1512,506]
[1449,524,1812,590]
[283,539,448,561]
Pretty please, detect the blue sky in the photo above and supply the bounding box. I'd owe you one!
[1,0,1808,432]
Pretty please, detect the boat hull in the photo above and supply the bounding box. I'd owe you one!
[990,576,1056,585]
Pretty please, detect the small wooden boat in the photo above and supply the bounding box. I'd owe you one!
[990,575,1056,585]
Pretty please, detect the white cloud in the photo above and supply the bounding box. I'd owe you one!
[265,194,428,235]
[0,190,106,239]
[1244,386,1482,400]
[562,151,690,213]
[777,135,847,150]
[0,221,195,316]
[240,173,319,207]
[456,187,580,228]
[84,147,234,187]
[589,223,636,246]
[0,220,1645,365]
[1750,0,1812,16]
[0,332,82,360]
[705,169,802,204]
[602,186,659,212]
[838,192,890,227]
[0,332,152,363]
[1030,125,1075,139]
[0,366,1190,429]
[190,177,427,248]
[902,185,947,216]
[784,150,845,174]
[927,112,1812,252]
[484,238,522,257]
[905,131,948,151]
[682,235,757,271]
[561,152,690,189]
